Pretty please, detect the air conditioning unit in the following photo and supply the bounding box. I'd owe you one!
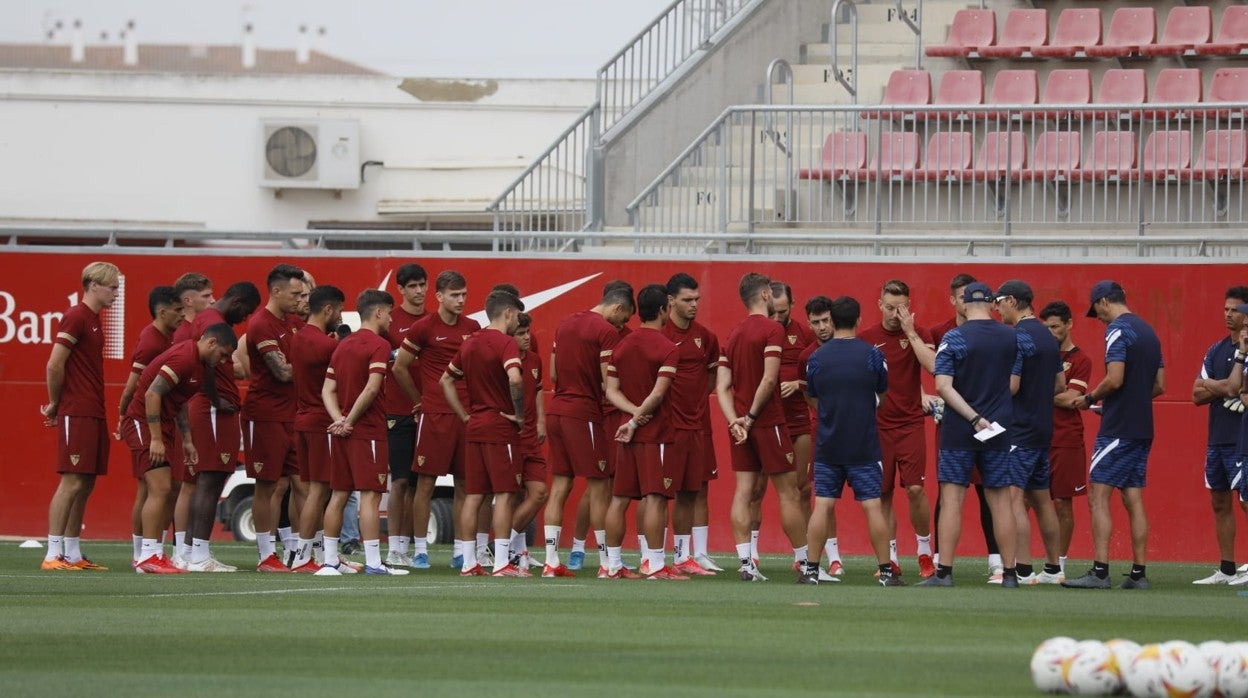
[260,119,360,190]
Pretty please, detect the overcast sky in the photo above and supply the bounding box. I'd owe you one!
[4,0,675,78]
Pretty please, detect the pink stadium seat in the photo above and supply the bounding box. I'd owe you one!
[1144,69,1203,120]
[1033,9,1102,58]
[1087,7,1155,58]
[1189,130,1248,180]
[865,131,921,180]
[981,70,1039,120]
[926,9,996,58]
[1140,6,1211,57]
[797,131,868,181]
[864,70,932,120]
[1140,130,1191,180]
[1093,69,1147,119]
[1200,6,1248,56]
[1206,68,1248,119]
[927,70,984,121]
[1024,131,1081,181]
[1035,69,1093,119]
[970,131,1027,181]
[916,131,973,182]
[979,9,1048,59]
[1077,131,1138,182]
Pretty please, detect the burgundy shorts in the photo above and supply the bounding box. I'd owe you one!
[242,419,297,483]
[521,448,549,484]
[880,423,927,494]
[188,402,241,477]
[613,441,680,499]
[782,395,812,438]
[730,423,796,475]
[603,412,625,468]
[1049,444,1088,499]
[55,415,109,476]
[120,417,173,479]
[547,414,611,479]
[673,429,706,492]
[465,440,522,496]
[413,412,466,477]
[330,436,388,493]
[700,429,719,482]
[296,430,332,485]
[168,430,187,484]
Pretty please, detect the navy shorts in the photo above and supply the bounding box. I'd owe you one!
[1009,445,1050,491]
[813,461,883,501]
[937,449,1015,488]
[1089,436,1151,489]
[1204,444,1242,493]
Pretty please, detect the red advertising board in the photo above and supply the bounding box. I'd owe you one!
[0,250,1234,562]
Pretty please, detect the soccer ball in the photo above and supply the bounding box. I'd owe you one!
[1105,638,1141,677]
[1124,643,1166,697]
[1158,641,1215,698]
[1203,641,1248,698]
[1065,640,1122,696]
[1031,636,1080,694]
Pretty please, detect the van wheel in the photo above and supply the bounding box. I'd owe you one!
[230,496,256,542]
[427,497,453,545]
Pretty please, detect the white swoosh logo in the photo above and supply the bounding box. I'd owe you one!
[467,273,603,326]
[1074,485,1087,492]
[873,342,886,348]
[436,336,448,341]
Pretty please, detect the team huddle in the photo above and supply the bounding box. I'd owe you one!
[41,260,1212,588]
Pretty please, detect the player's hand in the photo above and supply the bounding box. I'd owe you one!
[500,412,522,430]
[779,380,800,398]
[149,441,167,466]
[614,422,635,443]
[920,393,939,415]
[971,417,988,432]
[114,418,125,441]
[40,402,58,427]
[898,306,917,335]
[183,442,199,466]
[536,420,547,444]
[633,413,652,427]
[1224,397,1247,414]
[410,401,421,417]
[729,417,749,445]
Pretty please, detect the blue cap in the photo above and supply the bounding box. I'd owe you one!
[1235,303,1248,315]
[962,282,994,304]
[1086,280,1122,317]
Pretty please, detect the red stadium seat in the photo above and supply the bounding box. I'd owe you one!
[865,131,921,180]
[979,9,1048,59]
[864,70,932,120]
[1036,69,1092,119]
[1077,131,1138,182]
[927,70,984,121]
[1024,131,1081,181]
[1140,130,1191,181]
[1087,7,1155,58]
[981,70,1038,121]
[797,131,868,181]
[916,131,973,182]
[926,9,996,58]
[1033,9,1102,58]
[970,131,1027,181]
[1140,6,1211,57]
[1189,129,1247,180]
[1093,69,1147,119]
[1200,6,1248,56]
[1144,69,1203,120]
[1207,68,1248,119]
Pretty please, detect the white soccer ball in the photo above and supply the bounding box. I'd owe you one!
[1124,643,1167,698]
[1032,636,1080,694]
[1158,641,1215,698]
[1105,638,1141,678]
[1065,640,1121,696]
[1207,641,1248,698]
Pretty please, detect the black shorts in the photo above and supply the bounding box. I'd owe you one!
[387,415,417,483]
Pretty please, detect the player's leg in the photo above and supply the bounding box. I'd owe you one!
[748,474,767,563]
[878,430,900,568]
[768,470,810,563]
[860,498,894,574]
[642,493,671,577]
[131,479,146,566]
[605,493,632,575]
[1053,496,1075,562]
[61,474,96,564]
[252,479,280,567]
[800,461,840,584]
[1086,483,1115,573]
[586,477,611,572]
[1119,485,1149,577]
[319,488,349,574]
[475,498,494,567]
[896,426,931,575]
[1025,488,1062,570]
[731,470,761,570]
[173,480,196,563]
[543,474,572,563]
[386,415,414,565]
[293,481,329,571]
[139,466,173,559]
[975,483,1001,579]
[792,432,813,522]
[186,470,232,571]
[410,475,436,557]
[491,491,517,574]
[933,482,967,571]
[671,490,700,572]
[980,449,1020,586]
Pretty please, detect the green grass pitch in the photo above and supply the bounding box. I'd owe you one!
[1,542,1245,697]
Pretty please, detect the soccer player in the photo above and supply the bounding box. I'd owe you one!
[40,262,121,571]
[288,285,347,573]
[393,270,480,568]
[716,272,809,582]
[801,296,901,586]
[319,289,408,576]
[993,280,1065,585]
[185,281,262,573]
[1064,281,1164,590]
[542,282,635,577]
[122,324,237,573]
[859,280,937,578]
[661,273,722,575]
[1191,288,1248,585]
[1039,301,1093,575]
[241,263,305,572]
[920,282,1033,588]
[383,263,427,568]
[798,295,843,579]
[168,272,215,565]
[441,289,527,577]
[117,286,183,567]
[508,313,549,571]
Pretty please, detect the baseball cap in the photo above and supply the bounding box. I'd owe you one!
[962,282,994,304]
[1086,280,1122,318]
[994,279,1033,305]
[1235,303,1248,315]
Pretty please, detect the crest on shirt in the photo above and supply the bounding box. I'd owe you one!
[69,454,80,466]
[531,368,539,379]
[663,477,672,490]
[785,452,794,464]
[1063,361,1072,372]
[417,455,426,467]
[253,462,264,474]
[377,473,386,485]
[598,460,608,472]
[461,334,471,341]
[219,453,231,464]
[387,419,396,429]
[693,337,702,348]
[900,338,910,349]
[787,334,797,345]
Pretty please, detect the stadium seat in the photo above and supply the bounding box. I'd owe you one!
[979,9,1048,59]
[927,70,983,121]
[1189,129,1247,180]
[1140,130,1191,180]
[1200,5,1248,56]
[1077,131,1138,182]
[926,9,996,59]
[1087,7,1155,58]
[797,131,868,181]
[1024,131,1081,181]
[864,70,931,120]
[916,131,973,182]
[1035,69,1092,119]
[1033,9,1102,58]
[1140,6,1211,57]
[865,131,921,180]
[970,131,1027,181]
[981,70,1038,121]
[1206,68,1248,119]
[1144,69,1202,120]
[1092,69,1147,119]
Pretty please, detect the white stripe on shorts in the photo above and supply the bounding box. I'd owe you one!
[209,406,218,441]
[63,416,71,444]
[133,419,144,446]
[1089,438,1121,474]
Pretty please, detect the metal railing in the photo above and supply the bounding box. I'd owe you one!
[626,103,1248,246]
[897,0,923,70]
[828,0,858,103]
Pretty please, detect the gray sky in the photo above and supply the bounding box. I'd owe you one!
[5,0,675,77]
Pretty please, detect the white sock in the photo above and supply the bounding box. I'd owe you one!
[608,546,623,571]
[637,534,647,553]
[323,536,340,566]
[178,537,192,561]
[793,545,808,564]
[461,541,478,571]
[388,535,402,553]
[888,539,898,564]
[493,539,510,572]
[45,535,64,561]
[593,529,607,564]
[191,538,210,565]
[399,537,409,555]
[570,537,586,554]
[160,530,168,544]
[364,539,381,569]
[293,537,312,567]
[132,534,143,562]
[257,532,275,560]
[64,536,82,563]
[508,529,524,555]
[1058,556,1067,574]
[916,535,932,557]
[277,526,293,550]
[412,537,428,556]
[736,543,752,567]
[648,547,665,573]
[692,526,709,557]
[825,537,841,563]
[476,532,489,552]
[545,526,562,565]
[140,538,160,562]
[988,553,1003,569]
[312,537,325,565]
[933,552,940,566]
[174,531,186,551]
[673,534,691,564]
[749,530,760,561]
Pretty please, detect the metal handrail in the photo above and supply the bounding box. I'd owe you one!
[829,0,858,103]
[763,58,794,221]
[626,105,737,213]
[895,0,924,70]
[487,103,598,212]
